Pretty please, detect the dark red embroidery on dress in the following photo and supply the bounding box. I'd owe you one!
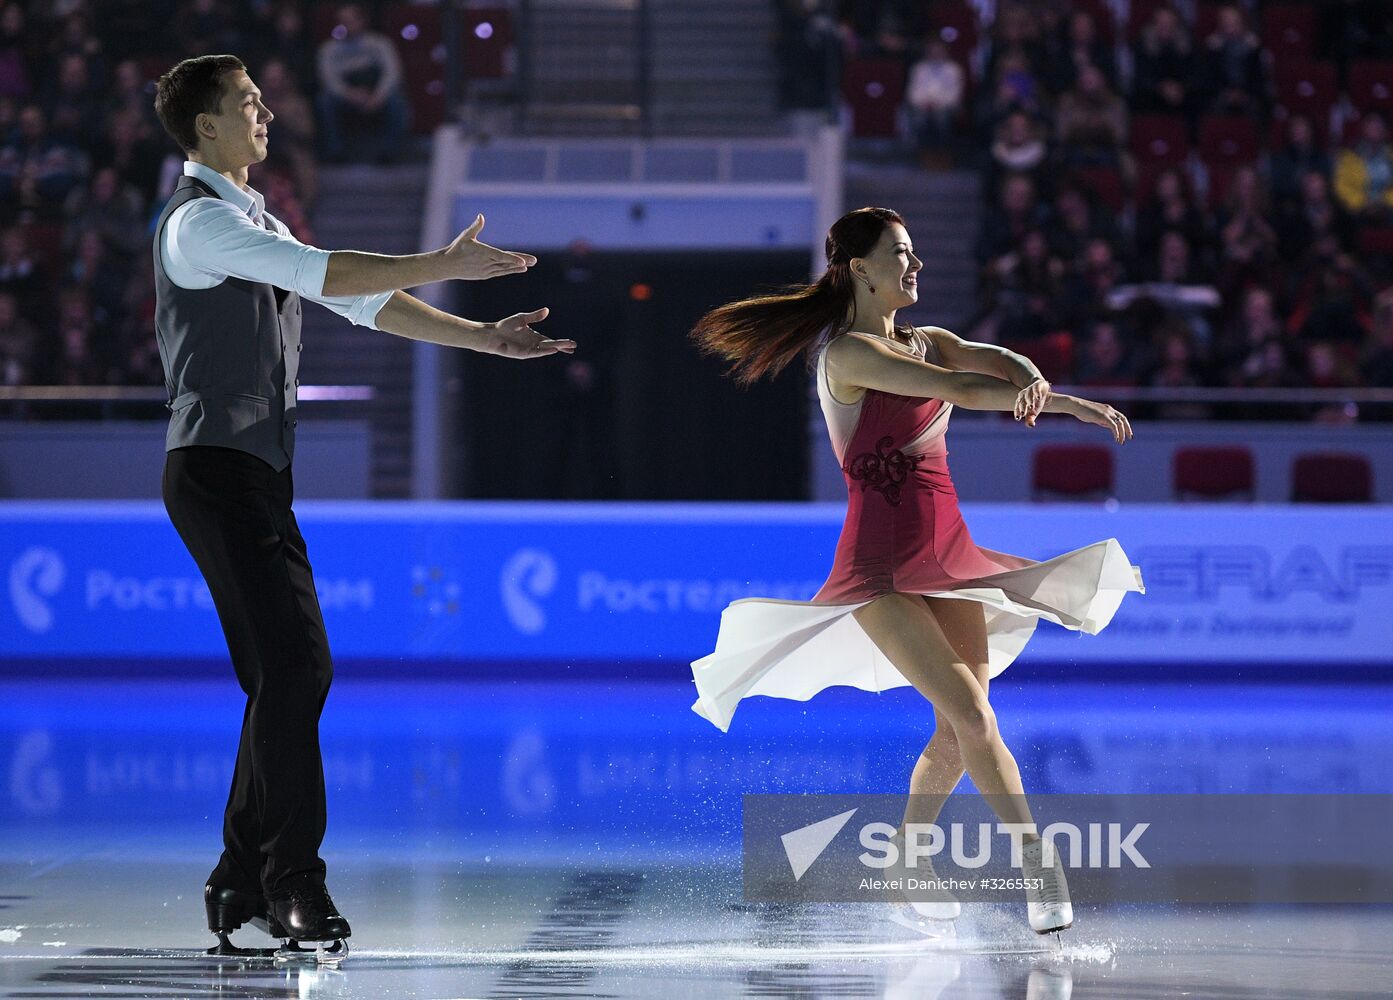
[846,436,921,505]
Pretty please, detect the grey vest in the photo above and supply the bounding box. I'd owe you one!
[153,174,303,471]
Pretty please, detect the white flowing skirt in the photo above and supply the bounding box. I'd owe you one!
[690,538,1144,732]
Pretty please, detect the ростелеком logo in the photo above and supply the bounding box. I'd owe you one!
[9,547,65,634]
[500,548,558,635]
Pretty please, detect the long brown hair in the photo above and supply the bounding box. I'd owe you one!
[691,206,908,385]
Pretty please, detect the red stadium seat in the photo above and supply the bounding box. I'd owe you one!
[1071,165,1126,211]
[1173,446,1255,500]
[1004,332,1074,384]
[1291,452,1373,502]
[1125,0,1171,44]
[1198,115,1260,164]
[462,7,515,81]
[1347,61,1393,115]
[1071,0,1118,45]
[1358,225,1393,257]
[1274,62,1338,121]
[1032,444,1114,500]
[384,2,446,134]
[841,57,907,138]
[927,0,979,71]
[1130,114,1190,166]
[1194,2,1225,43]
[1261,5,1317,63]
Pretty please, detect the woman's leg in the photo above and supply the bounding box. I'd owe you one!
[900,597,991,832]
[853,593,1036,832]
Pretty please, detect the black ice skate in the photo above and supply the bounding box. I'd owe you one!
[204,884,286,957]
[266,880,352,964]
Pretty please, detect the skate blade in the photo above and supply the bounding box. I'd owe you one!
[274,938,350,966]
[886,903,957,939]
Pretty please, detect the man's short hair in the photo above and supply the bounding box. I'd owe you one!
[154,54,247,153]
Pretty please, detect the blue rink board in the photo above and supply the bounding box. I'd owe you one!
[0,501,1390,667]
[3,678,1392,845]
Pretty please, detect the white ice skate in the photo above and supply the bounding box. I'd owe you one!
[885,830,961,933]
[1021,839,1072,934]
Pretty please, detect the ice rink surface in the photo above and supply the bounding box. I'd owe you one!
[3,674,1392,998]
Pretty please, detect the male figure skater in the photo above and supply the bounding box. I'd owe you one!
[151,54,573,955]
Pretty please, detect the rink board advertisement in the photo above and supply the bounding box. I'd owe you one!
[0,502,1390,666]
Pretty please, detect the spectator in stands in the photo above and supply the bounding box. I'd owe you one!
[261,4,319,99]
[775,0,840,113]
[1060,235,1126,325]
[981,226,1066,342]
[1289,246,1374,344]
[1333,112,1393,221]
[906,38,964,168]
[1215,165,1279,295]
[1277,169,1355,262]
[1048,180,1121,263]
[1134,166,1211,263]
[1130,3,1194,118]
[1362,288,1393,412]
[65,228,128,332]
[106,59,159,133]
[1145,321,1211,419]
[1055,63,1128,168]
[1075,318,1138,386]
[1266,114,1331,208]
[42,53,101,142]
[1048,9,1116,95]
[1317,0,1393,73]
[47,10,104,80]
[62,166,145,258]
[983,4,1047,93]
[316,2,409,164]
[45,287,111,385]
[0,226,45,323]
[1215,286,1284,380]
[989,110,1048,188]
[0,288,37,384]
[0,104,90,219]
[173,0,241,60]
[92,108,165,206]
[837,0,918,59]
[257,57,317,205]
[976,171,1050,265]
[0,2,32,100]
[1197,4,1267,117]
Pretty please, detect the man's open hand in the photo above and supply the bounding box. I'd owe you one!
[443,214,537,281]
[481,308,576,359]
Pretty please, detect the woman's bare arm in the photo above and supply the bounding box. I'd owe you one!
[827,333,1068,413]
[918,325,1043,387]
[826,333,1133,442]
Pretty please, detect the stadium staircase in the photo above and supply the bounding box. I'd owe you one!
[844,164,982,331]
[520,0,780,136]
[298,163,427,498]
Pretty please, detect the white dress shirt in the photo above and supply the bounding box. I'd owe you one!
[159,161,392,329]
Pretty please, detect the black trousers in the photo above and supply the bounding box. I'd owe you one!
[162,446,333,896]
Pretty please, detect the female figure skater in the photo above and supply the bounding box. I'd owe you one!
[689,207,1144,936]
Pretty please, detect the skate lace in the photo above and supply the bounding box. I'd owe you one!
[287,883,337,914]
[1025,849,1068,906]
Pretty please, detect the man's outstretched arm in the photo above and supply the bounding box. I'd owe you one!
[321,214,535,296]
[373,291,575,359]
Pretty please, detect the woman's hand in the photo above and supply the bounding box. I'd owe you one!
[443,214,537,280]
[1013,376,1051,427]
[480,308,576,359]
[1070,396,1134,444]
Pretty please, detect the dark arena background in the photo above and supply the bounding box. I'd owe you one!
[2,1,1393,998]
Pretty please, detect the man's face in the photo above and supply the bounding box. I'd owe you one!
[198,69,273,167]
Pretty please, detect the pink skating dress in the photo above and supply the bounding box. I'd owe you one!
[690,330,1144,731]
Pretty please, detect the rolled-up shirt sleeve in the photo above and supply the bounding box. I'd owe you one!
[168,198,392,329]
[265,215,393,329]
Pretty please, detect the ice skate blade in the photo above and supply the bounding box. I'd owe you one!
[274,938,350,966]
[886,902,957,939]
[206,933,280,959]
